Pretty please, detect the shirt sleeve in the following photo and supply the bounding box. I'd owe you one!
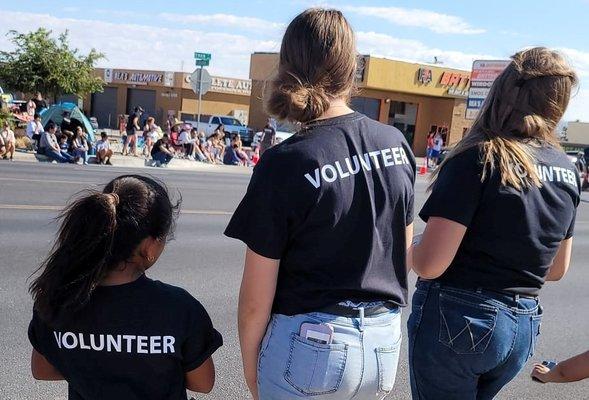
[224,150,290,259]
[28,310,46,356]
[419,147,485,227]
[182,300,223,372]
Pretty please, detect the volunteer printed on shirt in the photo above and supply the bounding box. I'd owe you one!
[225,111,416,315]
[28,275,222,400]
[419,145,580,295]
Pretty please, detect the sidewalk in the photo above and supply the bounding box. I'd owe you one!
[11,150,252,175]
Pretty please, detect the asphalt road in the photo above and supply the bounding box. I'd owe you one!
[0,161,587,400]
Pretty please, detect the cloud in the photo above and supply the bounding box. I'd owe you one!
[356,31,491,70]
[0,11,279,78]
[341,5,485,35]
[158,13,286,35]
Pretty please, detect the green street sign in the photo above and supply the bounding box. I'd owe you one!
[194,52,212,61]
[195,59,210,67]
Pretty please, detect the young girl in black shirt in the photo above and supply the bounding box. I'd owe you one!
[408,48,579,399]
[28,175,222,400]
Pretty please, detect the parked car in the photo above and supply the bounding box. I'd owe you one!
[184,115,254,145]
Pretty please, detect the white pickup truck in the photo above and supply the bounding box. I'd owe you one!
[184,114,254,145]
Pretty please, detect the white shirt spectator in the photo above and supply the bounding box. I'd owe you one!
[178,130,194,145]
[26,120,43,138]
[95,139,110,152]
[1,128,15,144]
[433,134,444,151]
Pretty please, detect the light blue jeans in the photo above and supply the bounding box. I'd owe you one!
[257,307,402,399]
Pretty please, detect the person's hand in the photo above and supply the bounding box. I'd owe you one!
[531,363,552,383]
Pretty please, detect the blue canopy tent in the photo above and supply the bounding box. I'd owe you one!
[40,102,96,142]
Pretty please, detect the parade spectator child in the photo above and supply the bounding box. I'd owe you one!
[143,117,158,157]
[28,175,222,399]
[39,123,76,163]
[124,107,143,156]
[72,126,89,165]
[0,121,16,161]
[531,351,589,383]
[96,132,113,165]
[425,129,435,168]
[198,131,214,163]
[178,124,195,160]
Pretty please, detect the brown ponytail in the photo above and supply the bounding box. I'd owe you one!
[265,8,357,123]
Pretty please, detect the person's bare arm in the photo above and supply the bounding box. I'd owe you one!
[238,248,279,400]
[185,357,215,393]
[31,350,63,380]
[531,351,589,383]
[545,238,573,281]
[411,217,467,279]
[405,223,414,271]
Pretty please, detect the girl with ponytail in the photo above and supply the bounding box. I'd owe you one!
[407,48,580,399]
[28,175,222,399]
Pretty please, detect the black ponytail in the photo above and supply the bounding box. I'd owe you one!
[29,175,180,324]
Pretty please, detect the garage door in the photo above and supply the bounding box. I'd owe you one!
[91,87,118,129]
[127,88,156,124]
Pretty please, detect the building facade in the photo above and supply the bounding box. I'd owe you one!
[249,53,474,156]
[86,68,251,129]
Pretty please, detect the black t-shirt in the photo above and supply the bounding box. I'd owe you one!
[420,145,580,296]
[151,139,170,157]
[28,275,222,400]
[127,112,140,133]
[225,112,416,315]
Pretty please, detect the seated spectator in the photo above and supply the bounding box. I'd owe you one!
[223,142,241,166]
[0,121,16,161]
[71,126,89,165]
[198,131,214,163]
[151,134,174,167]
[207,133,224,164]
[531,351,589,384]
[143,117,159,157]
[26,114,44,150]
[39,123,76,164]
[190,129,207,162]
[233,135,250,166]
[95,132,113,165]
[178,124,195,160]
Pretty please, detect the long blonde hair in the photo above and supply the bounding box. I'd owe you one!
[432,47,578,190]
[265,8,357,123]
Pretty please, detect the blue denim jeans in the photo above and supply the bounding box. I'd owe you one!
[153,152,173,165]
[257,308,402,400]
[408,280,543,400]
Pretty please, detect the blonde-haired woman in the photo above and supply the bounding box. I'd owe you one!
[225,8,415,400]
[408,47,580,399]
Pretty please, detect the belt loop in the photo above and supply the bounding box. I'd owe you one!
[358,307,365,332]
[514,294,520,302]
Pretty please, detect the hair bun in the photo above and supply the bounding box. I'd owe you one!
[267,71,331,123]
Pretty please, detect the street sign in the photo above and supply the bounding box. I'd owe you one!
[465,60,510,120]
[190,68,212,96]
[195,59,210,67]
[194,52,212,61]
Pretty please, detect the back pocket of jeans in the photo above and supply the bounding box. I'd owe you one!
[284,334,348,395]
[438,292,498,355]
[376,344,401,396]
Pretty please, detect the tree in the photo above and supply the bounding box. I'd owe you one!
[0,28,105,102]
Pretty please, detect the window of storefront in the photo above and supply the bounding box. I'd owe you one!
[389,101,417,146]
[351,97,380,121]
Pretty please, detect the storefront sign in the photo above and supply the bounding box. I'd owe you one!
[466,60,510,119]
[356,55,368,83]
[184,75,251,95]
[114,71,163,84]
[439,71,471,98]
[417,67,432,85]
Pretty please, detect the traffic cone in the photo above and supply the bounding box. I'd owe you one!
[418,163,428,175]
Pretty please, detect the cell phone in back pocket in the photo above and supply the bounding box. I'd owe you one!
[300,322,334,345]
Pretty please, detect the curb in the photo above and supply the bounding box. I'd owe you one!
[11,150,252,175]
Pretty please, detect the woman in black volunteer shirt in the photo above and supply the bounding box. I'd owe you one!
[408,48,580,400]
[225,9,415,400]
[28,175,222,399]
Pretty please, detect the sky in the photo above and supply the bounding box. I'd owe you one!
[0,0,588,121]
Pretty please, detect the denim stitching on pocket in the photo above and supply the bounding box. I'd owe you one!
[376,345,400,394]
[438,293,498,355]
[283,333,348,396]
